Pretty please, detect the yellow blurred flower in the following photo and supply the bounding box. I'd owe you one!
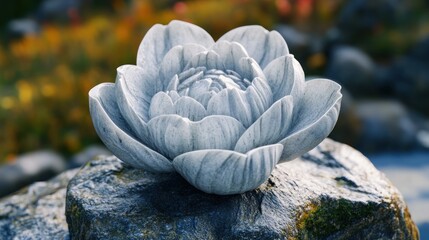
[16,80,34,105]
[42,26,62,55]
[41,83,56,97]
[1,97,15,110]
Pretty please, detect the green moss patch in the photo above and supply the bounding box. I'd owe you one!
[297,198,378,239]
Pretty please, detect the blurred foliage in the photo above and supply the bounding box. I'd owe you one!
[0,0,296,162]
[0,0,428,162]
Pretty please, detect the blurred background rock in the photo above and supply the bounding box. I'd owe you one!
[0,0,428,236]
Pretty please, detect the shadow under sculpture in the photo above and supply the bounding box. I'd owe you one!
[89,20,342,195]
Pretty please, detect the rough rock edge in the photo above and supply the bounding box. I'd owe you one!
[0,169,79,240]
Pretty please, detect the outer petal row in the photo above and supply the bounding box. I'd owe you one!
[137,20,215,84]
[234,95,294,153]
[115,65,158,147]
[147,115,246,160]
[263,55,305,102]
[173,144,283,195]
[279,79,342,162]
[233,79,341,163]
[89,83,174,172]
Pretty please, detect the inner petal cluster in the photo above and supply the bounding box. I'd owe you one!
[166,66,251,108]
[145,41,274,126]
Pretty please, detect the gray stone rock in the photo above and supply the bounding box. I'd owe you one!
[384,36,429,115]
[354,100,419,152]
[0,168,78,240]
[66,139,419,239]
[6,18,40,39]
[0,150,67,198]
[328,90,429,153]
[370,151,429,238]
[68,145,111,169]
[326,46,376,95]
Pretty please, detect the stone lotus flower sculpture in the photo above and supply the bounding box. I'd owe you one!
[89,20,342,195]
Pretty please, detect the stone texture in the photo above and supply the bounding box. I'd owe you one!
[0,168,78,240]
[66,139,419,240]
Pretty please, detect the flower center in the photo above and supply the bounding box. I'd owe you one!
[165,67,252,108]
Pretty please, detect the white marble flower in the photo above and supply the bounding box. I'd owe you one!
[89,20,342,195]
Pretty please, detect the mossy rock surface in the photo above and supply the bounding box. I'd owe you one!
[66,139,419,240]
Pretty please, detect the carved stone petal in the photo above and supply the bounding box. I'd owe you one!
[187,79,216,108]
[263,55,305,102]
[218,26,289,69]
[168,91,181,102]
[183,51,225,72]
[234,96,293,153]
[206,88,252,127]
[210,40,249,71]
[89,83,174,172]
[249,76,273,111]
[149,92,207,121]
[207,77,273,127]
[166,75,180,91]
[173,144,283,195]
[137,20,214,79]
[148,92,175,119]
[147,115,245,159]
[237,57,266,82]
[278,79,342,163]
[115,65,158,144]
[174,96,207,121]
[159,44,207,90]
